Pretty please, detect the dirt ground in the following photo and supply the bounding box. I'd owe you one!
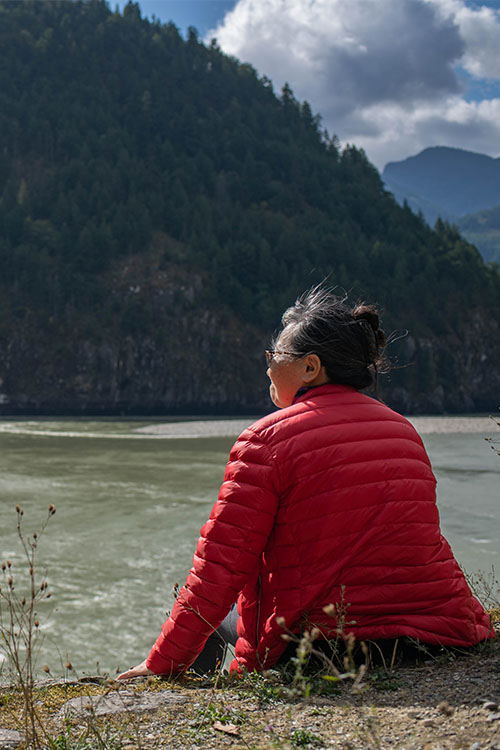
[1,637,500,750]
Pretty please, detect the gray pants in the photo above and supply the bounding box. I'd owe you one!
[190,603,239,674]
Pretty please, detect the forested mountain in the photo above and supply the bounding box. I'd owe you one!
[0,0,499,414]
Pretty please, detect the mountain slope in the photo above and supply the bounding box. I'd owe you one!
[456,206,500,264]
[0,0,499,414]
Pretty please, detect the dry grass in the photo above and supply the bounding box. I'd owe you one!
[0,635,499,750]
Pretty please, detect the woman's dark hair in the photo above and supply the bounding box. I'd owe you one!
[275,287,388,393]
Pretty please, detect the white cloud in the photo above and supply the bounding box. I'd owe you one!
[425,0,500,77]
[454,4,500,78]
[212,0,463,107]
[208,0,500,169]
[347,96,500,167]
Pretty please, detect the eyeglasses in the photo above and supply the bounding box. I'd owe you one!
[265,349,300,366]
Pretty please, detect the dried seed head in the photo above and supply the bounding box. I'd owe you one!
[281,634,291,642]
[345,632,355,649]
[310,628,320,641]
[323,603,336,617]
[64,661,73,670]
[16,505,20,513]
[34,620,39,628]
[21,597,26,606]
[7,561,12,569]
[1,563,5,572]
[43,665,50,673]
[48,504,56,515]
[46,592,51,598]
[8,577,13,587]
[275,616,286,627]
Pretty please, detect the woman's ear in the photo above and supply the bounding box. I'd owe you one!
[302,353,323,383]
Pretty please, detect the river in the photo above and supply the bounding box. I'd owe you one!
[0,415,498,678]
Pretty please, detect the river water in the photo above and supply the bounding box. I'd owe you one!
[0,415,498,679]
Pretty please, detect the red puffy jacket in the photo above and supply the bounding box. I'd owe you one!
[147,384,492,674]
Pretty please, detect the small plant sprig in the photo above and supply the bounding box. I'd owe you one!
[485,414,500,456]
[0,504,56,748]
[276,596,368,699]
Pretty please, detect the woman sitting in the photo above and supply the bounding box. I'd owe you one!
[118,287,492,679]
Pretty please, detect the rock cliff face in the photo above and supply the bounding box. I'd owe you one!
[0,271,270,415]
[0,278,499,416]
[387,311,500,414]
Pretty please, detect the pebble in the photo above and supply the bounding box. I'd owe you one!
[487,713,500,722]
[483,702,499,712]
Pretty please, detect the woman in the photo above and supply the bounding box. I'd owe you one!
[118,288,492,679]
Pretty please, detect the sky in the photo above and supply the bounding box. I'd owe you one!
[114,0,500,170]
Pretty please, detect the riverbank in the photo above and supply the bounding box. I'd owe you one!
[1,636,499,750]
[132,414,498,438]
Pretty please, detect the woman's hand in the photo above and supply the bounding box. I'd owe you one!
[117,659,154,680]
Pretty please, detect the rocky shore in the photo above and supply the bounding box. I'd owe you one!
[1,638,499,750]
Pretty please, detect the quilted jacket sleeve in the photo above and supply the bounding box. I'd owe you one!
[146,426,280,675]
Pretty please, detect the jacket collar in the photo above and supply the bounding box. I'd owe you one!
[292,383,357,405]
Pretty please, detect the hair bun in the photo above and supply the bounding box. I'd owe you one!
[353,304,379,331]
[353,304,387,349]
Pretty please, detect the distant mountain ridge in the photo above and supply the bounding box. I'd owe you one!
[383,146,500,262]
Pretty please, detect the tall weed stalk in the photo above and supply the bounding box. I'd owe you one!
[0,504,56,748]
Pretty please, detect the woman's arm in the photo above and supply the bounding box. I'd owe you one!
[120,426,280,678]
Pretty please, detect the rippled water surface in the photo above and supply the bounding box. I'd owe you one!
[0,415,498,678]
